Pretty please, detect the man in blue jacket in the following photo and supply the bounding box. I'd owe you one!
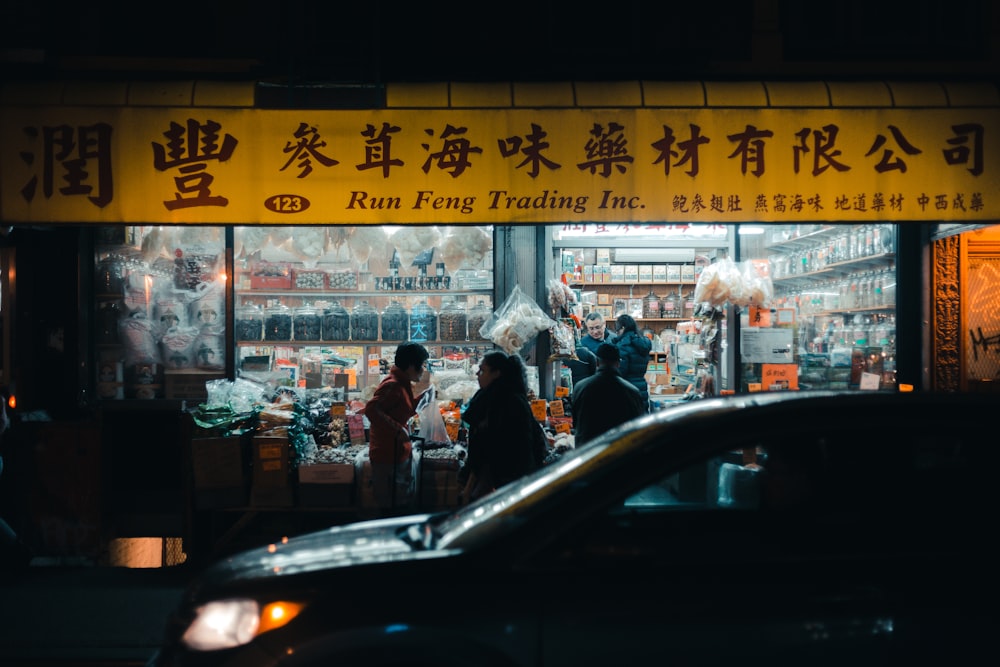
[570,343,646,446]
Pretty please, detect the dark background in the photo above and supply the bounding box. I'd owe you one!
[2,1,997,85]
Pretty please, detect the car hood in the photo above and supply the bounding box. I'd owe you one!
[200,513,453,587]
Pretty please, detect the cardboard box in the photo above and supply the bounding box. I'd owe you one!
[653,265,667,283]
[298,463,355,507]
[165,370,225,401]
[624,264,639,282]
[291,268,328,290]
[252,436,291,490]
[192,437,246,488]
[249,262,292,289]
[681,264,696,283]
[190,437,247,509]
[250,485,294,507]
[610,265,625,283]
[667,264,682,282]
[596,248,611,265]
[419,469,460,511]
[639,265,653,282]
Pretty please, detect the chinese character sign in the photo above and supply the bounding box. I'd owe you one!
[1,106,997,224]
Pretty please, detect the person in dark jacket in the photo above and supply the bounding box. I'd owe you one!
[579,312,615,354]
[614,313,652,412]
[570,343,646,446]
[564,344,597,388]
[459,351,547,503]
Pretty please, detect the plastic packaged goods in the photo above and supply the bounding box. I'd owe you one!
[264,303,293,341]
[293,304,322,341]
[438,298,468,341]
[409,299,438,342]
[380,301,410,342]
[193,328,225,370]
[321,301,350,341]
[235,304,263,341]
[350,301,379,341]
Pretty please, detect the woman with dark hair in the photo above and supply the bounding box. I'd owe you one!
[364,341,430,514]
[459,350,547,503]
[614,313,652,412]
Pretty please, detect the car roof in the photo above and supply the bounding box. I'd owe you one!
[434,390,997,551]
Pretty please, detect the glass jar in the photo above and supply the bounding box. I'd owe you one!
[263,303,293,341]
[467,300,492,341]
[380,301,410,341]
[439,298,468,341]
[235,304,263,341]
[293,304,322,341]
[321,301,351,341]
[350,300,379,341]
[409,299,438,342]
[642,290,660,319]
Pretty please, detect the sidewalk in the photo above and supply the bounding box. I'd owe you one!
[0,558,193,665]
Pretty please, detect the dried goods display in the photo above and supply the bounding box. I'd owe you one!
[230,224,495,395]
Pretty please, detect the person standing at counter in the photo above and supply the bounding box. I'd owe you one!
[459,351,547,504]
[614,314,652,412]
[571,343,646,445]
[580,312,615,354]
[364,341,430,514]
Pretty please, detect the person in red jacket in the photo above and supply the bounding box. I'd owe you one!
[364,341,430,514]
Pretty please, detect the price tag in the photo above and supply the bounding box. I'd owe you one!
[554,385,569,398]
[548,400,565,417]
[554,421,572,434]
[530,399,548,422]
[761,363,798,390]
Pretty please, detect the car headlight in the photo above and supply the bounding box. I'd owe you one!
[181,599,304,651]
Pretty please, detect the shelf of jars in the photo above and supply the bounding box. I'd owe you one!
[763,223,894,254]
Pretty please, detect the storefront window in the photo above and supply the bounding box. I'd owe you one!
[94,226,227,400]
[737,223,897,392]
[232,225,494,398]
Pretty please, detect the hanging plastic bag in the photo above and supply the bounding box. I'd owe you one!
[414,385,451,446]
[547,319,578,362]
[479,285,557,354]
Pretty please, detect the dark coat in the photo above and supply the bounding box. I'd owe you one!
[579,329,615,354]
[564,345,597,386]
[570,366,646,445]
[615,330,652,409]
[461,382,546,498]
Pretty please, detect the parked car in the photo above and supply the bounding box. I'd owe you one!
[149,390,999,667]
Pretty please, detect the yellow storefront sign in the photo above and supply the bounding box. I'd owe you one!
[0,107,996,224]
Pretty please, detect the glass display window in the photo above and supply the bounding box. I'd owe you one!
[233,225,495,396]
[737,223,897,393]
[94,226,227,400]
